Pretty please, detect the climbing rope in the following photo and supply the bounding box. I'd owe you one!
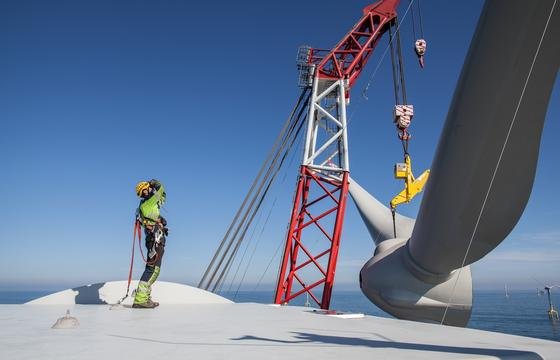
[134,220,160,266]
[440,0,556,324]
[116,219,139,304]
[113,219,159,306]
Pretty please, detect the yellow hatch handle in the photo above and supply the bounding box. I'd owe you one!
[390,154,430,211]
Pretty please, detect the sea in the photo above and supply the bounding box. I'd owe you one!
[2,289,559,342]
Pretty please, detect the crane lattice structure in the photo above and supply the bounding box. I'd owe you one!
[274,0,401,309]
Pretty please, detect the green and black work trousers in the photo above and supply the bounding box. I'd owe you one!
[134,226,165,304]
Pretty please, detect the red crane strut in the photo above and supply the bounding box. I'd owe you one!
[274,0,401,310]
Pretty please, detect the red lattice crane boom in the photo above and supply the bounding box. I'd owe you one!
[274,0,400,310]
[314,0,400,89]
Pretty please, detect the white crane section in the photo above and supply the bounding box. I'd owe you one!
[303,77,350,175]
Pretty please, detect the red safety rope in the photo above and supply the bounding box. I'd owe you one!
[122,221,138,298]
[115,220,159,305]
[135,220,159,266]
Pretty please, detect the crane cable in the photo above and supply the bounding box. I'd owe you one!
[232,198,277,299]
[361,0,416,100]
[214,109,309,293]
[225,205,264,293]
[410,0,427,68]
[210,100,307,293]
[198,89,308,290]
[409,0,425,40]
[389,20,409,238]
[257,136,307,293]
[440,0,556,325]
[199,88,310,292]
[388,11,431,238]
[199,89,308,290]
[213,96,309,292]
[232,130,305,296]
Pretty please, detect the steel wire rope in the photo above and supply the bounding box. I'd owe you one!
[215,193,270,293]
[199,89,310,289]
[389,26,401,105]
[408,0,424,40]
[235,115,307,296]
[214,111,309,292]
[214,166,292,294]
[225,208,264,293]
[417,0,425,39]
[211,100,310,292]
[215,154,292,293]
[233,198,277,300]
[200,90,308,289]
[395,23,408,105]
[232,129,306,296]
[202,91,310,290]
[394,19,410,156]
[361,0,415,101]
[212,97,310,293]
[409,0,417,40]
[264,130,307,293]
[224,202,269,294]
[215,170,283,293]
[440,0,557,325]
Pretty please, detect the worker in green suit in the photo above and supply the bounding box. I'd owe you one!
[133,179,168,308]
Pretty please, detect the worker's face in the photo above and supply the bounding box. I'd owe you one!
[141,187,150,198]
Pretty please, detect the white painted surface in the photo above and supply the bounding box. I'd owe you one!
[26,281,232,305]
[2,302,559,359]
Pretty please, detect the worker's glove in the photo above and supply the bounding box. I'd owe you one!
[159,216,167,227]
[163,227,169,236]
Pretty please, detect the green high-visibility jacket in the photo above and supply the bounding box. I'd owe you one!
[138,180,166,226]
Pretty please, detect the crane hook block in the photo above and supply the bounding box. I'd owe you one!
[415,39,427,68]
[390,154,430,210]
[394,105,414,130]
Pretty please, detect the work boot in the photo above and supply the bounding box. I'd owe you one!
[132,299,159,309]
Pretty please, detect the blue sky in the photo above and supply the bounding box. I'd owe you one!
[0,0,558,293]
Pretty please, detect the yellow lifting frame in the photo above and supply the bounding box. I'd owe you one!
[390,154,430,211]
